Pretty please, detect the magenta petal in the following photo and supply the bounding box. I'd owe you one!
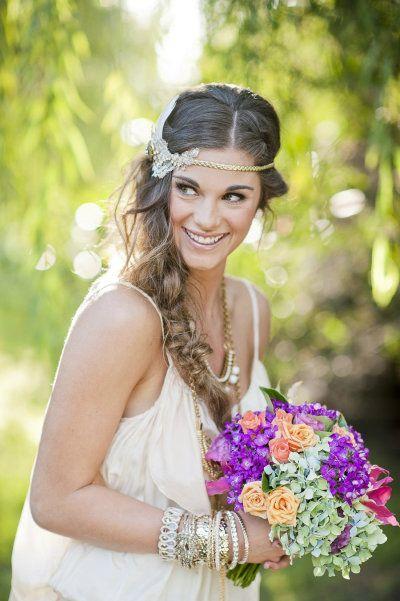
[362,500,400,526]
[205,477,230,496]
[205,434,231,463]
[368,475,393,491]
[369,464,389,482]
[367,485,393,506]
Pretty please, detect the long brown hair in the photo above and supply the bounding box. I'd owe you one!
[106,83,288,430]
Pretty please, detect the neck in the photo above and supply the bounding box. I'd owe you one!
[186,264,226,323]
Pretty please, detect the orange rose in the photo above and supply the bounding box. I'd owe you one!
[272,408,294,439]
[266,486,300,526]
[269,437,291,463]
[332,424,356,446]
[238,410,264,434]
[239,481,269,519]
[286,423,318,451]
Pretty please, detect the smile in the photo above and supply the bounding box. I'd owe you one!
[182,227,229,248]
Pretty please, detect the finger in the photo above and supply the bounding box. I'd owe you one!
[264,557,291,570]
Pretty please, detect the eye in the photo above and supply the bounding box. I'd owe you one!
[176,183,197,196]
[224,192,246,204]
[175,182,246,204]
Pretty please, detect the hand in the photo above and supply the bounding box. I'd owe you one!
[237,510,286,565]
[263,555,291,571]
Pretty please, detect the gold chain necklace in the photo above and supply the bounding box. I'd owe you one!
[188,276,242,480]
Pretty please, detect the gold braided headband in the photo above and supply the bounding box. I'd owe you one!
[145,93,275,178]
[179,158,275,172]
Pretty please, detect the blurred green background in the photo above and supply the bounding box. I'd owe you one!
[1,0,399,599]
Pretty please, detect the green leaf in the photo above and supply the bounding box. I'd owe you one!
[259,386,288,404]
[304,487,315,500]
[259,387,274,412]
[337,412,348,428]
[315,430,332,439]
[312,415,335,429]
[262,470,271,493]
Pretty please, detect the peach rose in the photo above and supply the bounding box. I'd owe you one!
[286,423,318,451]
[266,486,301,526]
[239,481,269,519]
[238,410,264,434]
[332,424,356,446]
[272,408,294,439]
[269,437,291,463]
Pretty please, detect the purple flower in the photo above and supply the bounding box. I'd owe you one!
[293,412,325,431]
[272,399,339,421]
[213,409,277,508]
[330,524,352,554]
[321,434,370,504]
[205,433,231,463]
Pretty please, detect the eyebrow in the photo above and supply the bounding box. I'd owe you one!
[172,174,254,192]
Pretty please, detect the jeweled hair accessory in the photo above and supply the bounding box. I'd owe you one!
[145,93,275,179]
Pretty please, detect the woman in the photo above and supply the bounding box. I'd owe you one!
[9,82,290,601]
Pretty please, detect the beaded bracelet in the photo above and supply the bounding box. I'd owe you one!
[175,512,196,568]
[218,512,230,568]
[232,512,249,564]
[214,510,223,571]
[157,506,185,561]
[225,510,239,570]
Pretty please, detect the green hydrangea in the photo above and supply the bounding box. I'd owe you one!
[261,440,387,578]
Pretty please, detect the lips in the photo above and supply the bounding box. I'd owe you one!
[182,227,229,247]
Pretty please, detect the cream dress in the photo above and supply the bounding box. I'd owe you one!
[9,275,271,601]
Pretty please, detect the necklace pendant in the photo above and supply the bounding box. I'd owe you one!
[231,365,240,375]
[228,373,238,384]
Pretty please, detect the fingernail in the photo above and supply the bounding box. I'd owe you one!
[263,562,270,569]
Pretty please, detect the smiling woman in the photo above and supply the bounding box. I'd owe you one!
[9,82,289,601]
[170,147,262,261]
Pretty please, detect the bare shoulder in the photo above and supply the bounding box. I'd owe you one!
[76,281,161,328]
[30,282,164,522]
[65,282,164,373]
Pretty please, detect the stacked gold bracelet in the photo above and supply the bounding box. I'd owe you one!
[157,507,248,571]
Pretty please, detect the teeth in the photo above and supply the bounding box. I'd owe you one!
[185,229,225,245]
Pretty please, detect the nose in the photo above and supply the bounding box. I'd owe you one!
[193,196,221,232]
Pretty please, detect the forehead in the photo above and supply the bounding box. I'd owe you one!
[173,147,260,189]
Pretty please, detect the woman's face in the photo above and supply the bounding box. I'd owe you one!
[169,147,261,271]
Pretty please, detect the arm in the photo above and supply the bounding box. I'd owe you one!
[29,284,166,554]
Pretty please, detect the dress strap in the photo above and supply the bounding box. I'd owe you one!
[86,277,173,368]
[240,278,259,367]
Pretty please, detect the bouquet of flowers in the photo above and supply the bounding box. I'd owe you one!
[205,385,398,586]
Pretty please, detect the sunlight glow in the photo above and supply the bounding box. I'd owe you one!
[35,244,56,271]
[75,203,104,231]
[243,217,263,245]
[73,250,102,279]
[120,118,153,146]
[329,189,366,218]
[156,0,205,86]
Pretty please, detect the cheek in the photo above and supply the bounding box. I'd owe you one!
[228,209,255,235]
[169,194,189,225]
